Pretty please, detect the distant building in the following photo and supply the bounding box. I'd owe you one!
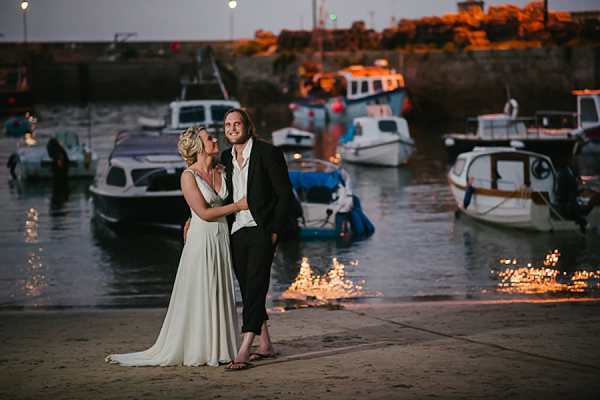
[569,10,600,22]
[457,1,484,13]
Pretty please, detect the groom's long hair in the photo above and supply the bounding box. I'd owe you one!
[222,108,257,147]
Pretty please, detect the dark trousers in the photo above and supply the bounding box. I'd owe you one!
[231,226,275,335]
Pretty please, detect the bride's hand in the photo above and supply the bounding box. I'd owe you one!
[235,196,248,211]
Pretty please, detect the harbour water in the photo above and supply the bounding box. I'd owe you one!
[1,103,600,311]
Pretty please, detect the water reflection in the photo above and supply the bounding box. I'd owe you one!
[282,257,375,301]
[1,104,599,310]
[91,220,182,307]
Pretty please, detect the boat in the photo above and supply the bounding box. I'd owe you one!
[272,126,315,149]
[89,133,189,229]
[8,131,98,180]
[443,90,600,163]
[337,106,414,167]
[448,147,600,232]
[3,115,35,136]
[139,46,241,136]
[138,99,241,136]
[0,64,35,114]
[286,158,374,238]
[290,60,406,123]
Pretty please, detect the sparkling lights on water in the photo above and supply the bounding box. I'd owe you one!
[282,257,378,301]
[489,249,600,295]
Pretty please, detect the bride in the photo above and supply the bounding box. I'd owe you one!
[106,125,247,367]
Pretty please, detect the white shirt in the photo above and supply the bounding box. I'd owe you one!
[231,138,257,234]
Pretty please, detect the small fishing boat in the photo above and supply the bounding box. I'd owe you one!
[3,115,35,136]
[448,147,600,232]
[444,90,600,163]
[337,108,414,167]
[272,126,314,149]
[286,158,374,238]
[8,131,98,180]
[290,61,406,123]
[89,133,188,229]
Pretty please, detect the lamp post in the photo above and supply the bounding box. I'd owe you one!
[228,0,237,42]
[21,1,28,53]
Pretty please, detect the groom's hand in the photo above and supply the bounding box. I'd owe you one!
[271,233,277,244]
[183,218,191,243]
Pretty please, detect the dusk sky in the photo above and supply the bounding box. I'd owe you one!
[1,0,598,43]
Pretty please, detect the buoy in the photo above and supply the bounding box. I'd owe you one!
[503,98,519,118]
[331,100,344,114]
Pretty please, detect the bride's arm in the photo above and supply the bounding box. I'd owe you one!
[181,172,247,221]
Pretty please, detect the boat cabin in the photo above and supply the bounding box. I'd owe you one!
[575,89,600,129]
[452,147,556,196]
[338,65,404,101]
[162,99,241,134]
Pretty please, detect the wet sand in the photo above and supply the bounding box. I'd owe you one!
[1,300,599,400]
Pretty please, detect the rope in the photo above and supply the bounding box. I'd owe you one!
[474,186,523,216]
[346,308,600,371]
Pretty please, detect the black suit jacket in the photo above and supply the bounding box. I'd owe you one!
[221,139,294,237]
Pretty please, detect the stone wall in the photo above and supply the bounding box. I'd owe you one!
[3,42,598,120]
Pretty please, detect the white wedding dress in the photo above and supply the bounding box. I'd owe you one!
[106,170,239,367]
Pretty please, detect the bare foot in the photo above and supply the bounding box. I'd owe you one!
[227,350,251,370]
[249,345,275,361]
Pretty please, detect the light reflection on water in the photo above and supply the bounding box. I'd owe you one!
[1,103,600,311]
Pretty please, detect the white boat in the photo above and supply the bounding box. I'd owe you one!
[290,61,406,122]
[337,108,414,167]
[444,90,600,163]
[9,131,98,180]
[139,99,241,135]
[286,158,374,238]
[272,126,314,149]
[448,147,600,232]
[89,133,189,229]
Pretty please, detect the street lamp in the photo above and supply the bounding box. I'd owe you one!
[329,13,337,29]
[21,1,28,52]
[228,0,237,42]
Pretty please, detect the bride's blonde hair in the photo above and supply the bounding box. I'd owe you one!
[178,126,221,170]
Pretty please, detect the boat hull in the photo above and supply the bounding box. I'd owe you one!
[91,189,189,229]
[13,147,99,180]
[449,177,599,231]
[325,88,406,122]
[339,138,413,167]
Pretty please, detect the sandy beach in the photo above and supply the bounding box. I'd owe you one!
[1,300,599,400]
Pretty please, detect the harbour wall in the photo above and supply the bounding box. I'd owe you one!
[2,42,598,120]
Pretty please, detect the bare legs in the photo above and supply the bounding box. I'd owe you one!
[227,321,274,369]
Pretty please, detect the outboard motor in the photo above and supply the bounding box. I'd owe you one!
[555,165,587,233]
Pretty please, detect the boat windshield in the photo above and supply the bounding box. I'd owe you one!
[179,106,206,124]
[378,120,397,133]
[210,105,235,122]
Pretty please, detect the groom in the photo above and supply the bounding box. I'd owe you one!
[221,108,294,371]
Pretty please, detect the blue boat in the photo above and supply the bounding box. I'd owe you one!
[290,63,406,123]
[4,115,35,136]
[287,158,374,239]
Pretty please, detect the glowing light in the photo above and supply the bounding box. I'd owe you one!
[293,153,303,159]
[25,208,39,243]
[282,258,376,301]
[25,132,36,146]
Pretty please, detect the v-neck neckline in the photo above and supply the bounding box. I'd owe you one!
[190,170,223,197]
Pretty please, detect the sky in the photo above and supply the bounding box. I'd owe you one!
[0,0,599,43]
